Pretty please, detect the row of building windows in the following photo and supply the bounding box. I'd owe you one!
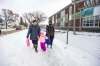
[82,15,100,28]
[84,0,100,8]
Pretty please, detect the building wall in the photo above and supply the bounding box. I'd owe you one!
[65,7,69,27]
[49,0,100,32]
[60,10,65,27]
[81,0,100,31]
[56,12,61,27]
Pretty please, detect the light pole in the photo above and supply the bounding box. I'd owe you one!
[66,11,69,44]
[66,21,69,44]
[72,0,76,35]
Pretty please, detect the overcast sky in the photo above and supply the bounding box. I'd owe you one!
[0,0,71,17]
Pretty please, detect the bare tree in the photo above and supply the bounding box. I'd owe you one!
[23,11,47,23]
[1,9,19,29]
[23,13,34,23]
[35,11,47,22]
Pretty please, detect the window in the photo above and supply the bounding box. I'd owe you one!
[52,16,54,24]
[95,15,99,20]
[57,13,61,18]
[95,22,98,26]
[86,0,91,7]
[94,15,100,27]
[54,15,56,23]
[82,16,94,28]
[95,0,100,5]
[69,6,72,15]
[84,1,88,8]
[65,14,68,21]
[82,16,100,28]
[65,8,68,14]
[90,0,96,6]
[99,21,100,27]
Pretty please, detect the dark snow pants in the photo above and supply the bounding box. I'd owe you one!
[49,36,54,48]
[32,40,38,52]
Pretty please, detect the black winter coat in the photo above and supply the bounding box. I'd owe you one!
[46,25,55,37]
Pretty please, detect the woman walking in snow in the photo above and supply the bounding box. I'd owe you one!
[26,20,40,52]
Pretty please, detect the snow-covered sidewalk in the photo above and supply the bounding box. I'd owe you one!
[0,30,100,66]
[1,28,15,32]
[53,31,100,66]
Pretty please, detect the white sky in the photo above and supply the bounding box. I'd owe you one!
[0,0,71,17]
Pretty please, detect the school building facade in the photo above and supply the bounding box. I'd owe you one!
[49,0,100,32]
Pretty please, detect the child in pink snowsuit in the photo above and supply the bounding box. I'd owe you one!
[39,32,46,51]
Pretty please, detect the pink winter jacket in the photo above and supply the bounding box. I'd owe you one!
[39,34,46,43]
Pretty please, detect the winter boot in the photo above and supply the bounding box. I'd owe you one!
[34,44,38,52]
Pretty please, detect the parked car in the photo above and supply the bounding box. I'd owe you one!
[16,26,22,30]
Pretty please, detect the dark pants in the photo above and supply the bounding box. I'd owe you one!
[47,36,54,48]
[32,40,38,52]
[50,36,54,46]
[40,42,46,51]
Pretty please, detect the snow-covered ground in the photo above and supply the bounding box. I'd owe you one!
[0,29,100,66]
[1,28,15,32]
